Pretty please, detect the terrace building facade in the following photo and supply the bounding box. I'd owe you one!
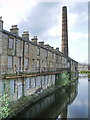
[0,18,78,75]
[0,6,78,102]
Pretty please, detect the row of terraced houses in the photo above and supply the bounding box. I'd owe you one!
[0,19,78,75]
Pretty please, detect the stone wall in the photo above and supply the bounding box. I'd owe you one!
[0,75,55,101]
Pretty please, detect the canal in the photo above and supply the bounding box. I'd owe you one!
[12,74,88,119]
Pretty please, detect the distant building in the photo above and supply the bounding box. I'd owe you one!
[78,63,88,71]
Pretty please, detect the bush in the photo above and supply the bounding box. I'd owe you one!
[56,71,70,86]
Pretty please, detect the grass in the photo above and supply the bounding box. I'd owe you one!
[0,70,61,78]
[79,71,90,74]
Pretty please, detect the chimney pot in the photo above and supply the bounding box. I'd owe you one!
[45,44,50,49]
[10,25,19,35]
[31,36,38,44]
[22,31,29,40]
[0,16,3,29]
[39,41,44,46]
[56,47,59,51]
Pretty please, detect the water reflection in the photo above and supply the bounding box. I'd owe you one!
[13,80,78,119]
[67,75,88,118]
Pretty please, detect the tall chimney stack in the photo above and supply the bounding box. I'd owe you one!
[61,6,68,57]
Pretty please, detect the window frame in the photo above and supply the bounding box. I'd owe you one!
[10,80,15,94]
[8,37,14,49]
[25,43,29,53]
[8,56,13,69]
[37,48,40,56]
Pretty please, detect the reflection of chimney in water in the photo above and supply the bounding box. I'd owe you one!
[60,105,67,120]
[61,6,68,57]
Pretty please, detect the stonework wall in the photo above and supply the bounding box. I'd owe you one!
[0,31,66,74]
[0,18,78,75]
[0,75,55,101]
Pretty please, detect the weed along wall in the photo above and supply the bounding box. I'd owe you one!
[0,71,78,119]
[55,71,78,86]
[0,74,56,119]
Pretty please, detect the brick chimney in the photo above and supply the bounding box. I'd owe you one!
[61,6,68,57]
[0,17,3,30]
[31,36,38,44]
[44,44,50,49]
[39,41,44,46]
[56,47,59,51]
[22,31,29,40]
[10,25,19,35]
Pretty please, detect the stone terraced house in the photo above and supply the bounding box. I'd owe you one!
[0,17,78,75]
[0,6,78,101]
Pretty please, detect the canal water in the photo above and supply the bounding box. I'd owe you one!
[13,74,88,119]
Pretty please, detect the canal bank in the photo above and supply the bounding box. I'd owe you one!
[2,76,78,120]
[10,78,78,119]
[10,74,88,119]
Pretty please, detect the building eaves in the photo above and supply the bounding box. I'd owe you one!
[2,29,67,58]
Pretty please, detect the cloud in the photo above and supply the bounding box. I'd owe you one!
[19,2,60,36]
[0,0,37,30]
[69,32,88,42]
[0,1,88,63]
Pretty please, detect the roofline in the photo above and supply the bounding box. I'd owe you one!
[2,29,78,63]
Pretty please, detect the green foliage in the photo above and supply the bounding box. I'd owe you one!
[0,81,11,119]
[0,93,11,119]
[79,71,90,74]
[56,71,70,86]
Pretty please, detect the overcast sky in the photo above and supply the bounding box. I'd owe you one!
[0,0,88,63]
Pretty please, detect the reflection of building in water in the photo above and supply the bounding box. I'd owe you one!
[14,81,78,119]
[78,63,88,72]
[0,75,55,101]
[60,106,67,120]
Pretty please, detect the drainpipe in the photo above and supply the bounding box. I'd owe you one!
[22,41,25,72]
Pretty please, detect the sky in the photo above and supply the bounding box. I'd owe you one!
[0,0,88,64]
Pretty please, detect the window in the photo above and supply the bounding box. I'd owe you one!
[46,76,49,84]
[18,57,21,70]
[8,56,13,68]
[24,58,29,69]
[37,60,40,68]
[47,51,48,57]
[42,76,45,85]
[37,48,40,56]
[37,77,41,86]
[18,84,22,99]
[17,39,22,50]
[0,54,1,74]
[9,38,14,49]
[31,77,36,88]
[52,53,54,59]
[26,78,31,89]
[10,80,15,93]
[25,44,29,53]
[32,59,34,67]
[0,81,5,96]
[56,55,58,62]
